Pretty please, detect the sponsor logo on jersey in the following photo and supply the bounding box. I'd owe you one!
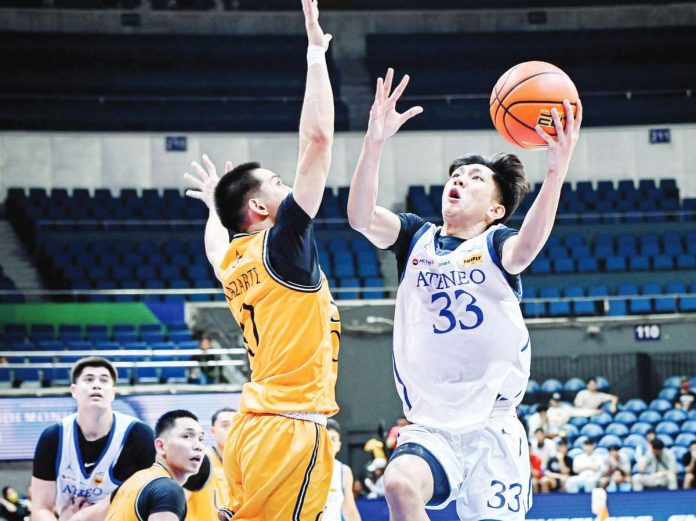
[459,252,483,267]
[93,473,104,486]
[411,258,434,267]
[437,259,451,267]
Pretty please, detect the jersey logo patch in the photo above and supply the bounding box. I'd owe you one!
[459,252,483,267]
[411,257,434,267]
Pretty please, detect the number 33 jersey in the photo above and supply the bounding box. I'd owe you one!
[393,223,530,433]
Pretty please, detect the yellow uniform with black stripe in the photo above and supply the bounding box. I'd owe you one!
[219,229,340,521]
[105,466,171,521]
[187,447,230,521]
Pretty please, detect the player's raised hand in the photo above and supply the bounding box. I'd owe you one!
[185,155,232,209]
[302,0,331,50]
[535,98,583,178]
[366,68,423,143]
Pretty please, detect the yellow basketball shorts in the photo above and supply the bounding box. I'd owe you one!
[223,413,333,521]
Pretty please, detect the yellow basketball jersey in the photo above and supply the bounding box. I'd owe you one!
[106,465,172,521]
[187,447,229,521]
[220,229,340,415]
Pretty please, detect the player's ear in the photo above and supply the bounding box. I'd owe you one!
[488,202,505,221]
[247,197,269,218]
[154,437,166,454]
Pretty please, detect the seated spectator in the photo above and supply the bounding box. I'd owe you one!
[566,440,604,493]
[573,378,619,413]
[527,405,558,441]
[0,487,30,521]
[188,333,224,384]
[531,428,557,469]
[530,444,543,493]
[364,459,385,499]
[547,393,600,434]
[600,445,632,492]
[676,376,696,411]
[540,438,573,493]
[682,440,696,489]
[385,416,409,452]
[634,429,657,463]
[632,439,678,491]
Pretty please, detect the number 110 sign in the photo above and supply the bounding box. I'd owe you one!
[634,324,661,341]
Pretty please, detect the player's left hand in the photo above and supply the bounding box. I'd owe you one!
[185,155,233,210]
[302,0,331,50]
[59,498,87,521]
[535,98,582,179]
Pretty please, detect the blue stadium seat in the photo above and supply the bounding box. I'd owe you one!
[363,277,386,299]
[638,410,661,425]
[169,330,193,343]
[606,299,627,316]
[653,255,674,271]
[161,366,187,383]
[337,278,360,300]
[604,423,629,437]
[655,421,680,436]
[563,377,586,395]
[540,378,563,396]
[623,434,649,451]
[613,411,637,426]
[676,254,696,269]
[580,423,604,441]
[598,434,623,449]
[675,432,696,447]
[605,256,627,272]
[623,398,648,414]
[658,388,678,401]
[649,399,673,412]
[662,409,687,425]
[591,412,613,427]
[522,288,545,317]
[657,434,674,448]
[681,421,696,434]
[663,376,682,389]
[529,258,551,275]
[525,380,539,402]
[628,255,649,271]
[576,257,599,273]
[569,416,589,429]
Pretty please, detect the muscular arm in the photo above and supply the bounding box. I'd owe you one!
[341,465,362,521]
[501,99,582,275]
[347,70,421,249]
[292,0,334,219]
[30,478,57,521]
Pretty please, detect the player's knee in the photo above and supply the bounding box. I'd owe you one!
[384,471,419,505]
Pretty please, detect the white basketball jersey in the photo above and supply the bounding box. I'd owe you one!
[55,411,138,512]
[323,459,345,521]
[393,223,530,433]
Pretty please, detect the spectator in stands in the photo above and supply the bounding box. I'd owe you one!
[634,429,657,463]
[0,487,30,521]
[529,443,543,493]
[547,393,599,435]
[188,333,224,384]
[573,378,619,413]
[566,440,603,493]
[540,438,573,493]
[385,416,409,451]
[531,428,557,469]
[323,419,362,521]
[527,405,558,441]
[30,357,156,521]
[600,445,631,492]
[683,441,696,489]
[632,439,678,491]
[364,459,385,499]
[676,376,696,411]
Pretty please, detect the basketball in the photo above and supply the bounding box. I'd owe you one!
[490,61,579,150]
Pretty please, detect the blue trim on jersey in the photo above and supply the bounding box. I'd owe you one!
[392,356,412,410]
[55,422,64,477]
[520,337,530,352]
[75,414,117,479]
[486,229,523,301]
[109,418,137,485]
[390,443,450,507]
[398,222,432,284]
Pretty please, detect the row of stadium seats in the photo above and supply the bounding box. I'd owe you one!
[0,322,191,343]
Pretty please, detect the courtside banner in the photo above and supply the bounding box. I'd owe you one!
[0,393,241,461]
[356,490,696,520]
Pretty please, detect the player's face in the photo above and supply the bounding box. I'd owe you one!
[70,367,116,411]
[211,411,236,450]
[250,168,292,222]
[442,164,504,227]
[328,429,341,457]
[159,417,205,477]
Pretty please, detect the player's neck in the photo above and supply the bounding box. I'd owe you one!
[77,407,113,441]
[155,458,189,485]
[246,216,274,233]
[441,219,489,240]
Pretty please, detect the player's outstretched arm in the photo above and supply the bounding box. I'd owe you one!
[347,68,423,249]
[293,0,334,219]
[185,155,231,282]
[501,99,582,275]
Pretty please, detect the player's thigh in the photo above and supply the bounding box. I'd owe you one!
[457,416,531,520]
[384,454,434,504]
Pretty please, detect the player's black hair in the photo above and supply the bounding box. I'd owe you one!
[327,419,341,435]
[211,407,237,426]
[448,153,529,225]
[214,162,263,233]
[155,409,198,437]
[71,356,117,384]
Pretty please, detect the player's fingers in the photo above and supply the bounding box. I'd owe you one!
[389,74,411,103]
[376,77,384,103]
[191,161,208,180]
[550,108,565,144]
[183,172,203,188]
[535,125,553,143]
[563,99,575,137]
[225,161,233,173]
[574,98,583,134]
[400,105,423,124]
[384,68,394,98]
[185,189,204,200]
[201,154,218,177]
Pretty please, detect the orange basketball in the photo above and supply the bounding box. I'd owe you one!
[490,61,579,150]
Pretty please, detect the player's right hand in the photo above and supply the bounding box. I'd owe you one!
[366,68,423,143]
[185,155,232,210]
[302,0,331,50]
